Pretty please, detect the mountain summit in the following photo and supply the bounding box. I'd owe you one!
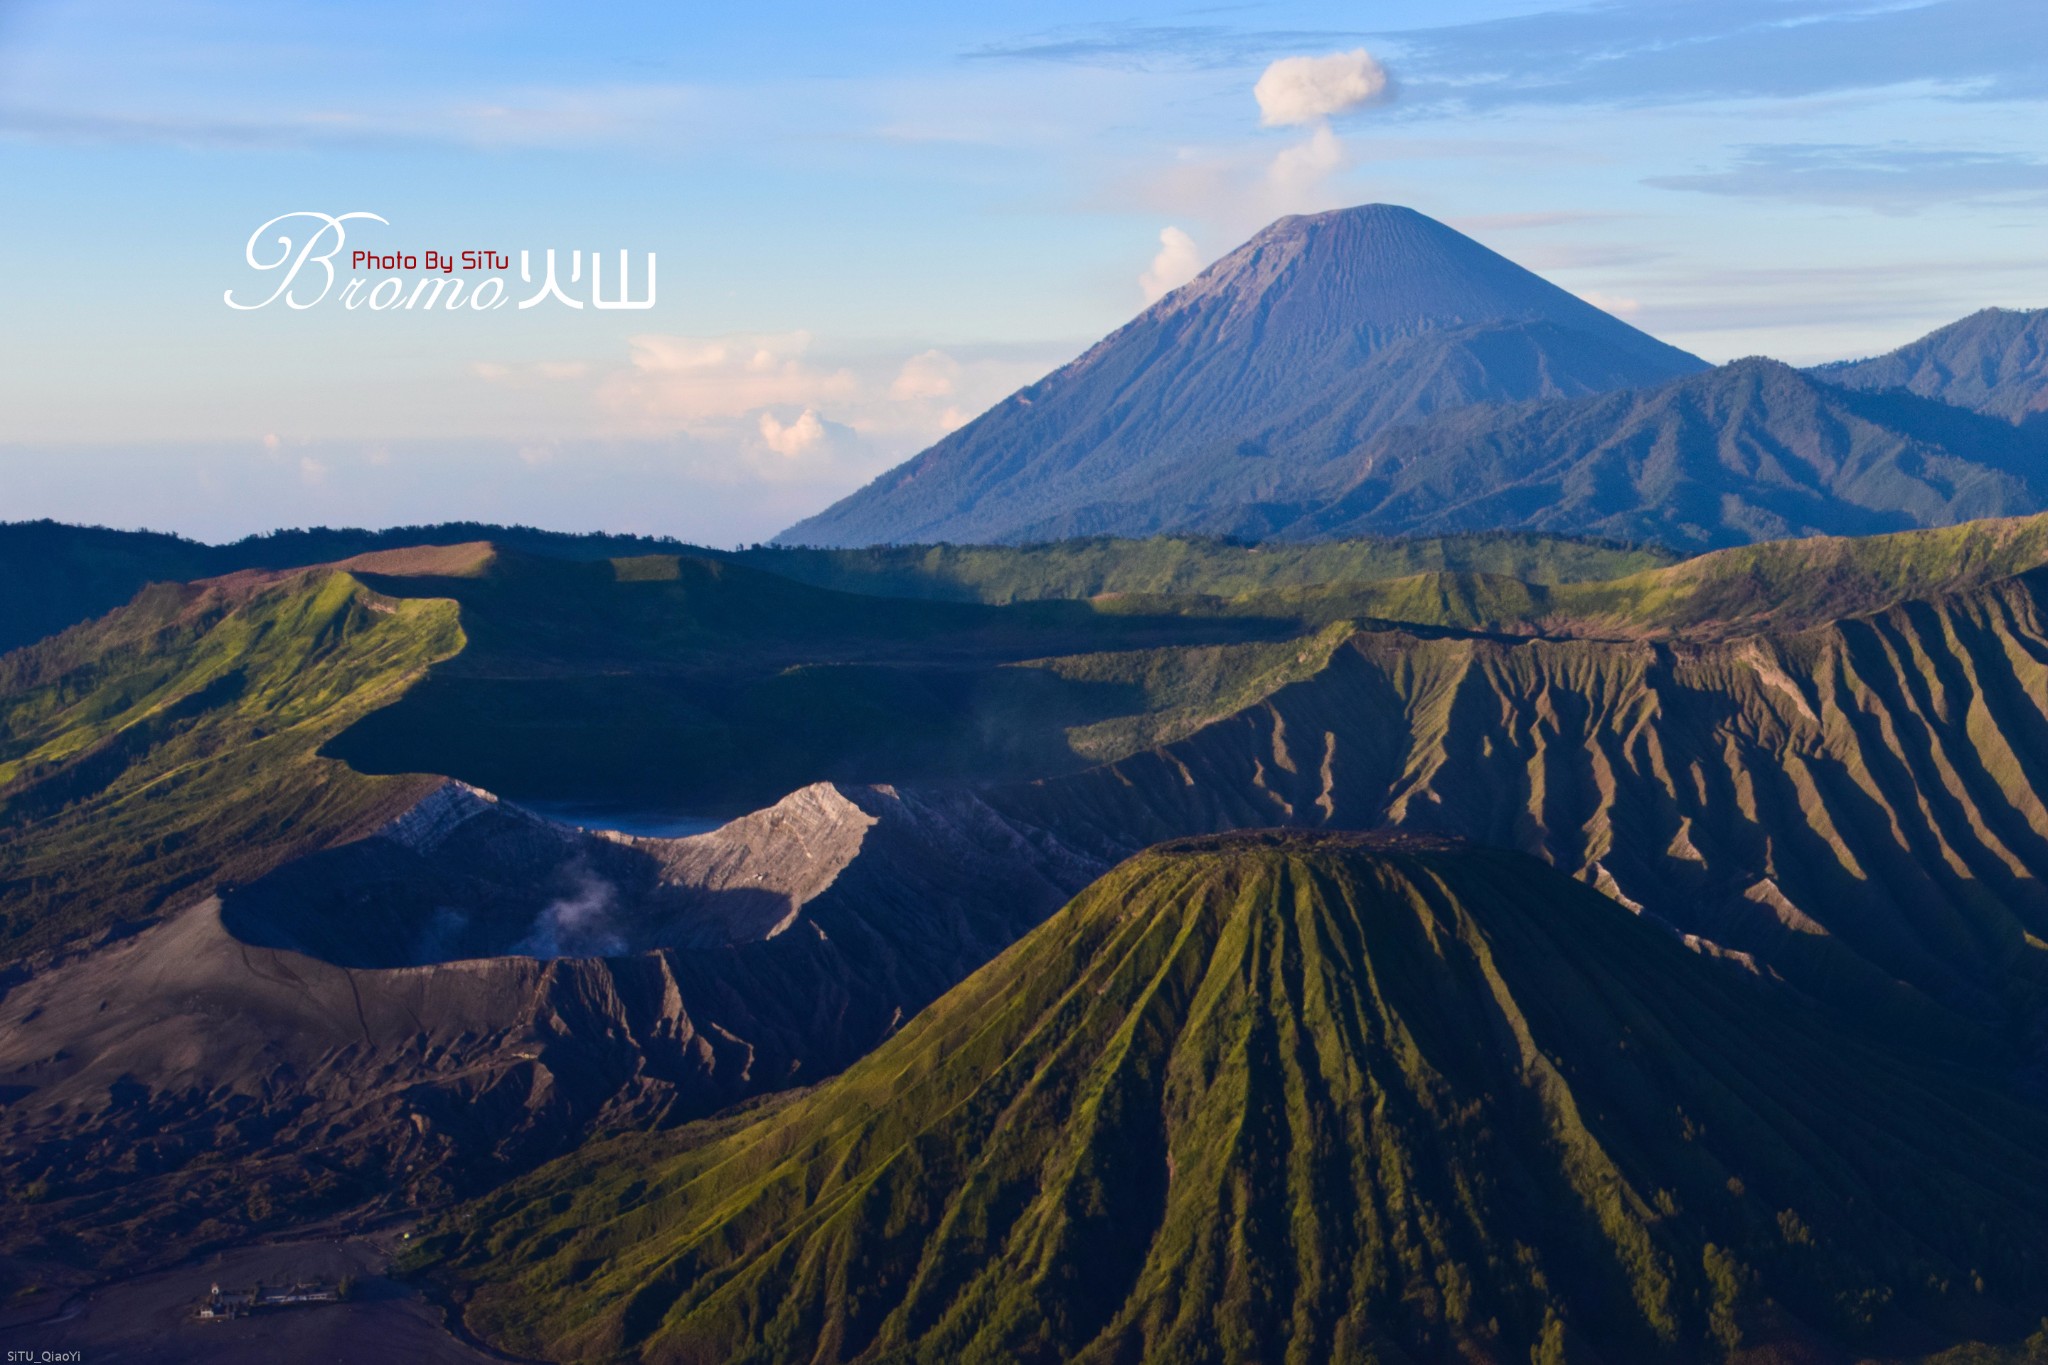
[1814,306,2048,422]
[779,205,1708,546]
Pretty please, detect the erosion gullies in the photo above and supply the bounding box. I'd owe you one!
[778,204,1707,548]
[996,567,2048,1029]
[13,515,2048,1354]
[0,777,1102,1285]
[421,835,2048,1364]
[0,893,748,1279]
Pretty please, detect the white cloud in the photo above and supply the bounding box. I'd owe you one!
[455,330,1064,512]
[298,455,329,485]
[1267,125,1348,209]
[889,349,961,401]
[757,408,828,456]
[1111,51,1395,241]
[604,331,858,425]
[471,359,587,384]
[1254,50,1391,128]
[1577,289,1643,317]
[1139,226,1202,303]
[261,432,280,453]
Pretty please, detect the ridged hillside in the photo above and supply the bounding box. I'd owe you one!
[0,556,465,963]
[1816,307,2048,422]
[421,835,2048,1363]
[1268,357,2048,550]
[1001,567,2048,1029]
[780,205,1706,547]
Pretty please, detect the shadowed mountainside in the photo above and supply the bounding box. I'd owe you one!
[320,546,1310,813]
[417,834,2048,1364]
[0,780,1100,1285]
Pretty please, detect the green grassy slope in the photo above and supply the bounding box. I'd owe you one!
[1149,512,2048,640]
[0,518,705,656]
[0,564,463,963]
[1550,512,2048,637]
[737,532,1675,602]
[745,513,2048,644]
[418,834,2048,1364]
[12,513,2048,969]
[13,511,2047,661]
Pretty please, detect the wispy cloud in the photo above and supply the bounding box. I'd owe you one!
[468,329,1061,492]
[971,1,2048,110]
[0,83,703,151]
[1389,0,2048,109]
[1647,142,2048,212]
[964,24,1369,72]
[1138,226,1203,303]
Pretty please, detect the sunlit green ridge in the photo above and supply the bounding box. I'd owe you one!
[0,562,464,960]
[418,834,2048,1363]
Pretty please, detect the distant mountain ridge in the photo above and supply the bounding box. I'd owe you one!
[779,210,2048,552]
[1255,355,2048,549]
[1816,306,2048,421]
[779,204,1709,547]
[0,519,697,657]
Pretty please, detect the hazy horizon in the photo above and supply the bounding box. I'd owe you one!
[4,0,2045,542]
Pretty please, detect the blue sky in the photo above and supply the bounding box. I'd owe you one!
[2,0,2045,543]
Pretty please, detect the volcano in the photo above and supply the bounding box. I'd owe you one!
[778,205,1709,547]
[425,832,2048,1363]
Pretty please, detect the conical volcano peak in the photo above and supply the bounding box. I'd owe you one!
[777,203,1707,547]
[1148,202,1631,339]
[433,835,2048,1364]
